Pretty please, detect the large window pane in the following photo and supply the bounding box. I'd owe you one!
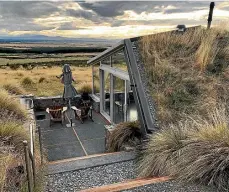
[101,57,111,66]
[127,86,138,122]
[113,77,125,124]
[92,63,100,96]
[112,50,127,71]
[104,71,110,115]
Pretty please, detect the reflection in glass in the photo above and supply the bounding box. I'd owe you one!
[126,87,138,122]
[113,77,125,124]
[103,71,110,115]
[112,50,127,71]
[101,57,111,66]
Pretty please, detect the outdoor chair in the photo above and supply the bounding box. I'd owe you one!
[46,106,67,126]
[71,99,93,124]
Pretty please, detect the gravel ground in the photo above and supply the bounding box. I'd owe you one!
[122,180,216,192]
[45,160,136,192]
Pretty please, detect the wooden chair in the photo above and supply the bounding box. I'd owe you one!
[46,106,67,126]
[71,100,93,124]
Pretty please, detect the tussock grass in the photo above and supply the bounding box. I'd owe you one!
[2,83,25,95]
[38,77,47,83]
[140,26,229,125]
[0,120,29,191]
[21,77,34,87]
[138,107,229,191]
[0,154,13,192]
[0,89,27,121]
[175,107,229,191]
[78,83,92,94]
[137,123,188,177]
[0,121,29,152]
[0,66,92,96]
[107,121,141,152]
[139,25,229,190]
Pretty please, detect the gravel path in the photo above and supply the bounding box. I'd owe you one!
[45,160,136,192]
[122,180,215,192]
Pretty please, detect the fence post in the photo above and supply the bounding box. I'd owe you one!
[23,140,33,192]
[37,125,44,165]
[207,2,215,29]
[28,149,36,188]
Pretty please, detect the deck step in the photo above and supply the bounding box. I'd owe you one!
[80,177,170,192]
[47,151,136,175]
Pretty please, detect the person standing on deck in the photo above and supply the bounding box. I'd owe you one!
[56,64,78,100]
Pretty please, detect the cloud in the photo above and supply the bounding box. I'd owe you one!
[0,1,228,38]
[57,22,87,30]
[0,1,61,19]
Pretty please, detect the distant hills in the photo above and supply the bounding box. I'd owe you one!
[0,34,119,45]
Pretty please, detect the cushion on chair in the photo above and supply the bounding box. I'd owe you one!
[48,106,62,119]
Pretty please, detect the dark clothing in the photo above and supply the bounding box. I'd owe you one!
[58,64,78,99]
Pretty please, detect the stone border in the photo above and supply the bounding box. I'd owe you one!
[47,151,136,175]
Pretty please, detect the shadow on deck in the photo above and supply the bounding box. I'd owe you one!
[35,109,109,162]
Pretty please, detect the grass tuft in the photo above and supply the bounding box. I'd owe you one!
[0,89,27,121]
[38,77,47,83]
[2,83,25,95]
[137,123,188,177]
[21,77,34,87]
[107,121,142,152]
[0,121,29,153]
[175,107,229,191]
[138,106,229,191]
[78,83,92,94]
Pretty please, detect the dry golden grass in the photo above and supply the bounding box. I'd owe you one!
[175,107,229,191]
[107,121,141,152]
[0,120,29,191]
[0,89,27,120]
[0,121,29,153]
[138,25,229,190]
[0,66,92,96]
[2,83,25,95]
[140,26,229,125]
[77,83,92,94]
[137,123,188,177]
[138,106,229,191]
[0,154,13,192]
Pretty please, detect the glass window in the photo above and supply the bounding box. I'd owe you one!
[104,71,111,115]
[101,56,111,66]
[112,50,128,71]
[113,76,125,124]
[127,86,138,122]
[92,63,100,96]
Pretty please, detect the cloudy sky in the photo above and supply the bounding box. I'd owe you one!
[0,1,229,39]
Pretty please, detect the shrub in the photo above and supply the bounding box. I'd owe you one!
[0,89,27,121]
[78,83,92,94]
[107,121,142,152]
[38,77,47,83]
[138,106,229,191]
[21,77,34,87]
[0,121,29,153]
[9,64,20,70]
[0,154,13,192]
[175,108,229,191]
[3,83,25,95]
[137,123,188,177]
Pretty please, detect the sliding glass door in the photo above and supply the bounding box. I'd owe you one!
[100,60,138,124]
